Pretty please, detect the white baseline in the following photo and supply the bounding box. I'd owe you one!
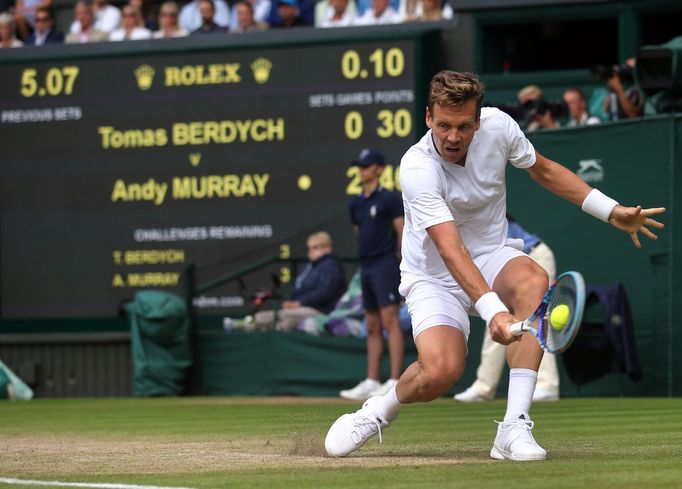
[0,477,194,489]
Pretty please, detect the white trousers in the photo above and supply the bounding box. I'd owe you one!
[471,241,560,396]
[254,306,321,332]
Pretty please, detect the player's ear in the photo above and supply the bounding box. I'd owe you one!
[425,106,433,128]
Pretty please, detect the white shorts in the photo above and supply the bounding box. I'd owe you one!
[402,245,526,342]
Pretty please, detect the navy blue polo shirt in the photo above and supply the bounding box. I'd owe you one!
[349,185,404,260]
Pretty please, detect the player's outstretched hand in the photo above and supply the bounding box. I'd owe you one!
[489,312,521,345]
[609,205,666,248]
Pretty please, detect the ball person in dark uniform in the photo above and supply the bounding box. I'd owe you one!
[340,148,406,401]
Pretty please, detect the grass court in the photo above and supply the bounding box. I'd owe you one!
[1,397,681,488]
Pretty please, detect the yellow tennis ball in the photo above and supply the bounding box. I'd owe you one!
[549,304,570,331]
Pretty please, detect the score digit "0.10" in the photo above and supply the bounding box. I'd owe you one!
[341,48,405,80]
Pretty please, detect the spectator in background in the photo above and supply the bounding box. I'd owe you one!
[23,6,63,45]
[530,100,560,130]
[339,148,405,402]
[454,215,560,403]
[353,0,401,25]
[109,4,152,40]
[563,87,601,127]
[270,0,311,28]
[267,0,313,28]
[224,231,347,332]
[0,12,23,47]
[355,0,397,17]
[69,0,121,35]
[231,1,268,32]
[229,0,269,31]
[603,58,644,121]
[11,0,50,41]
[191,0,228,34]
[179,0,229,32]
[128,0,158,31]
[153,1,188,38]
[318,0,356,28]
[65,1,108,43]
[517,84,544,132]
[403,0,450,22]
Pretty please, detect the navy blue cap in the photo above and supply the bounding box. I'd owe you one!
[278,0,297,6]
[351,148,385,168]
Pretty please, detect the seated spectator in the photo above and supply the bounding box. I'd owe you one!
[299,270,364,336]
[318,0,356,28]
[0,12,23,47]
[403,0,448,22]
[353,0,402,26]
[12,0,51,41]
[223,231,347,332]
[24,7,64,45]
[70,0,121,35]
[129,0,158,31]
[563,87,602,127]
[355,0,397,17]
[191,0,228,34]
[179,0,229,32]
[153,1,188,38]
[270,0,312,28]
[109,4,152,41]
[229,0,269,31]
[65,1,108,43]
[266,0,313,28]
[231,1,268,32]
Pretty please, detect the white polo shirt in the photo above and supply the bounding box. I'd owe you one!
[399,107,536,291]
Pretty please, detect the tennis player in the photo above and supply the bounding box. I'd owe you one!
[325,70,665,461]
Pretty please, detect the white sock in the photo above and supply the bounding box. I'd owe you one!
[504,368,537,422]
[371,384,403,422]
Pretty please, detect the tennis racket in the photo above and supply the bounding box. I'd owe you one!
[509,271,586,353]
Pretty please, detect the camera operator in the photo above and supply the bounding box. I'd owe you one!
[598,58,644,121]
[528,99,562,130]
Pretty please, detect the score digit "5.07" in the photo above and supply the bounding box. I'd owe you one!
[20,66,80,97]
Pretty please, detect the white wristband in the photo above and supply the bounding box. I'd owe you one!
[582,189,618,223]
[475,292,509,328]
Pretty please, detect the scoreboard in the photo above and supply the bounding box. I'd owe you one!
[0,27,440,319]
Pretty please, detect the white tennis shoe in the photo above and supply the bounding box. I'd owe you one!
[325,396,391,458]
[490,415,547,461]
[339,379,381,401]
[453,385,494,402]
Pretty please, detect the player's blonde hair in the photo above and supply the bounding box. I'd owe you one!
[428,70,485,118]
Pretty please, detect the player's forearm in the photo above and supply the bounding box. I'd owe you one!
[442,250,490,302]
[429,225,489,301]
[529,154,591,206]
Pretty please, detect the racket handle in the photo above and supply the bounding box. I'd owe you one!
[509,321,526,337]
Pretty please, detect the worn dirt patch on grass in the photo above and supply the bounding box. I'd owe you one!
[0,434,478,477]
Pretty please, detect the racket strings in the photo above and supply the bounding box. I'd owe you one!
[543,278,579,352]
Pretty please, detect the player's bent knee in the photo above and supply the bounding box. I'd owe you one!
[418,360,463,400]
